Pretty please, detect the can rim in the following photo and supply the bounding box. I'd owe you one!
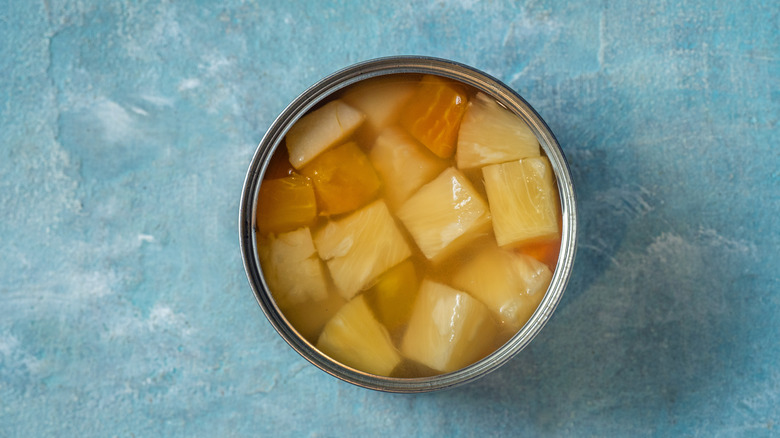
[239,56,577,393]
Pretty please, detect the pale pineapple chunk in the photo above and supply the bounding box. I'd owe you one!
[341,76,416,135]
[456,93,541,169]
[314,200,412,300]
[316,295,401,376]
[369,127,448,209]
[401,280,497,373]
[452,245,552,330]
[396,168,491,261]
[257,227,329,309]
[286,100,365,169]
[483,157,560,247]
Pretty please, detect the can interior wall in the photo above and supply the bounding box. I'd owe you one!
[239,56,577,393]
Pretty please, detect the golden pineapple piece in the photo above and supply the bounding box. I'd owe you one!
[456,92,541,169]
[369,127,448,209]
[314,200,412,300]
[285,100,365,169]
[257,227,329,310]
[341,76,417,136]
[400,280,497,373]
[300,141,381,216]
[280,289,345,344]
[399,75,469,158]
[316,295,401,376]
[364,259,419,332]
[452,245,552,330]
[396,167,491,261]
[256,173,317,234]
[483,157,561,247]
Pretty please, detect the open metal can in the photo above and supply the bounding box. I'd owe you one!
[239,56,577,393]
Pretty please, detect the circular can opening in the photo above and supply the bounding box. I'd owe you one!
[239,56,577,393]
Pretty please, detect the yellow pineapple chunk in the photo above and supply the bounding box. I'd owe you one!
[341,76,416,136]
[257,227,329,309]
[456,93,541,169]
[280,289,345,343]
[256,173,317,234]
[452,245,552,330]
[364,259,419,332]
[483,157,561,247]
[314,200,412,300]
[369,127,448,209]
[300,141,381,216]
[285,100,365,169]
[396,167,491,261]
[316,295,401,376]
[401,280,497,373]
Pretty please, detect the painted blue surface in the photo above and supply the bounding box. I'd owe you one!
[1,0,777,436]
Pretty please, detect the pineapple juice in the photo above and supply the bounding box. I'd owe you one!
[255,73,562,378]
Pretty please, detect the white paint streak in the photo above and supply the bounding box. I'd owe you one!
[129,106,149,116]
[140,94,174,107]
[178,78,201,91]
[696,227,757,255]
[93,98,135,143]
[106,304,194,340]
[70,270,117,298]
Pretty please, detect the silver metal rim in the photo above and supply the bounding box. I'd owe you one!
[239,56,577,393]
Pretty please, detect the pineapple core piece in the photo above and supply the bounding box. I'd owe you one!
[399,75,469,158]
[369,127,448,209]
[483,157,561,247]
[452,246,552,330]
[314,200,412,300]
[256,173,317,234]
[285,100,365,169]
[456,92,541,169]
[258,227,329,310]
[341,76,416,136]
[397,167,491,261]
[300,141,381,216]
[317,295,401,376]
[364,259,419,332]
[401,280,497,373]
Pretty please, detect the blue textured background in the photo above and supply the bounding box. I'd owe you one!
[1,1,778,436]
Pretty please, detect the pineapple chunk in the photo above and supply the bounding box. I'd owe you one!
[364,259,419,332]
[401,280,497,373]
[314,200,412,300]
[300,141,381,216]
[369,127,448,209]
[285,100,365,169]
[257,227,329,309]
[256,173,317,234]
[483,157,561,247]
[280,289,345,343]
[399,75,469,158]
[316,295,401,376]
[341,76,416,136]
[456,92,541,169]
[396,167,491,261]
[452,245,552,330]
